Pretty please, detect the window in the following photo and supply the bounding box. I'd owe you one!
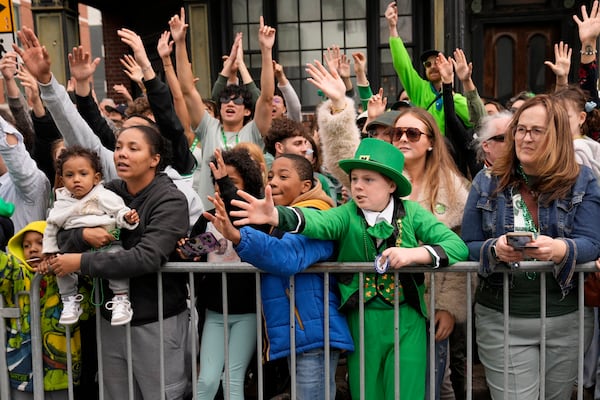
[231,0,416,111]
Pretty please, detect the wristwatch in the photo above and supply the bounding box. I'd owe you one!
[490,245,500,262]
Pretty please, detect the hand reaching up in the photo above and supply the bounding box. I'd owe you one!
[68,46,100,83]
[258,16,276,51]
[306,60,347,107]
[544,41,571,84]
[169,7,188,43]
[14,26,52,84]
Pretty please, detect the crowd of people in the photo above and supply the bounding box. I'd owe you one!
[3,0,600,399]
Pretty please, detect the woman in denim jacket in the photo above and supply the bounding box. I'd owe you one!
[461,94,600,400]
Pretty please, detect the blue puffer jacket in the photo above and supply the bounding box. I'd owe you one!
[235,226,355,361]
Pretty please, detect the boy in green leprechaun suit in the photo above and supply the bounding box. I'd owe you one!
[228,137,469,399]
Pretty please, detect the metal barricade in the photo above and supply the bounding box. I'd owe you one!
[1,261,596,400]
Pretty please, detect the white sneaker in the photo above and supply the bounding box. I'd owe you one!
[59,294,84,325]
[106,294,133,326]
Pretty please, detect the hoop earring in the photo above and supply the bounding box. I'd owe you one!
[428,147,433,151]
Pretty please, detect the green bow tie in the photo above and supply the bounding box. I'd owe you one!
[366,220,395,240]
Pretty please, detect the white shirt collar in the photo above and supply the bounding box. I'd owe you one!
[362,197,394,227]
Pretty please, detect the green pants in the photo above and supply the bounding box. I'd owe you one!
[346,299,426,400]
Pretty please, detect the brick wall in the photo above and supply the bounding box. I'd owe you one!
[101,13,130,105]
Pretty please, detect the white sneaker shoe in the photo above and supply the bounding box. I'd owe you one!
[106,294,133,326]
[59,294,84,325]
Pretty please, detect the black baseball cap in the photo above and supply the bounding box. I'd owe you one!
[420,49,441,63]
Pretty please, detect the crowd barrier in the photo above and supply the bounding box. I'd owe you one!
[1,261,596,400]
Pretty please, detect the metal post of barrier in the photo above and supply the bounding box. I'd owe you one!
[428,272,436,400]
[95,279,105,400]
[502,271,509,400]
[324,272,330,400]
[358,272,365,400]
[466,272,473,400]
[393,271,400,400]
[157,271,165,400]
[30,273,44,400]
[0,295,19,400]
[189,272,198,400]
[289,275,296,400]
[254,273,263,400]
[222,272,230,400]
[577,272,585,400]
[539,272,546,399]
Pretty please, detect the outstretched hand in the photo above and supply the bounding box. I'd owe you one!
[204,192,242,245]
[120,54,144,84]
[367,88,387,119]
[157,31,174,59]
[452,48,473,82]
[574,0,600,45]
[306,60,347,104]
[14,26,52,84]
[436,53,454,84]
[230,185,279,227]
[258,16,276,51]
[68,46,100,83]
[209,148,228,180]
[169,7,188,43]
[0,52,18,80]
[544,41,571,80]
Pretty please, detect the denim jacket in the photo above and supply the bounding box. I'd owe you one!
[461,166,600,297]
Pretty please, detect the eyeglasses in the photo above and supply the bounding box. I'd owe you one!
[487,134,505,142]
[389,127,428,142]
[515,125,545,138]
[220,96,245,105]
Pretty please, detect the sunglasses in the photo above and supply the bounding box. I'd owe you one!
[487,134,505,142]
[423,60,438,69]
[220,96,245,105]
[389,127,428,142]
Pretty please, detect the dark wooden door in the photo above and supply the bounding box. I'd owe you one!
[483,24,560,103]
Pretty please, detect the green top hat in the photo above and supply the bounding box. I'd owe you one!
[338,138,412,197]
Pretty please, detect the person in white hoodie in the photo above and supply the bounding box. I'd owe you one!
[43,145,139,327]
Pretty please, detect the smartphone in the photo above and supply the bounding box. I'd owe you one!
[506,232,538,250]
[178,232,220,258]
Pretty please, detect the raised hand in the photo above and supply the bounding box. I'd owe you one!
[113,83,133,103]
[352,51,368,84]
[306,59,347,105]
[258,16,276,51]
[117,28,151,71]
[16,66,40,105]
[13,26,52,84]
[169,7,188,43]
[452,48,473,82]
[367,88,387,119]
[157,30,174,59]
[544,41,571,83]
[436,53,454,84]
[230,185,279,227]
[325,45,341,73]
[68,46,100,83]
[338,53,351,79]
[209,148,228,181]
[574,0,600,46]
[385,1,399,37]
[0,52,18,80]
[120,54,144,85]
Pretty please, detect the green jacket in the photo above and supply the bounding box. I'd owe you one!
[278,198,469,316]
[389,36,471,135]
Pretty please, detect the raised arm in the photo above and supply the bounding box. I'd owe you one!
[171,7,205,129]
[452,48,486,126]
[306,59,359,189]
[119,27,196,175]
[253,16,276,136]
[157,30,195,147]
[352,51,373,110]
[274,60,302,121]
[574,0,600,65]
[14,26,117,179]
[69,45,117,150]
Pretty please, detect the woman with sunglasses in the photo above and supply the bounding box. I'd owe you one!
[474,111,513,169]
[306,57,470,400]
[461,95,600,400]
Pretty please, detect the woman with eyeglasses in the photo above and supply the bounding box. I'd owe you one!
[461,95,600,400]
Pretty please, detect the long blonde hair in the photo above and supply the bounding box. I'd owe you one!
[392,107,465,211]
[492,94,579,203]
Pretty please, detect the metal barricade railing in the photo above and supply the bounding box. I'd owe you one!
[2,261,596,400]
